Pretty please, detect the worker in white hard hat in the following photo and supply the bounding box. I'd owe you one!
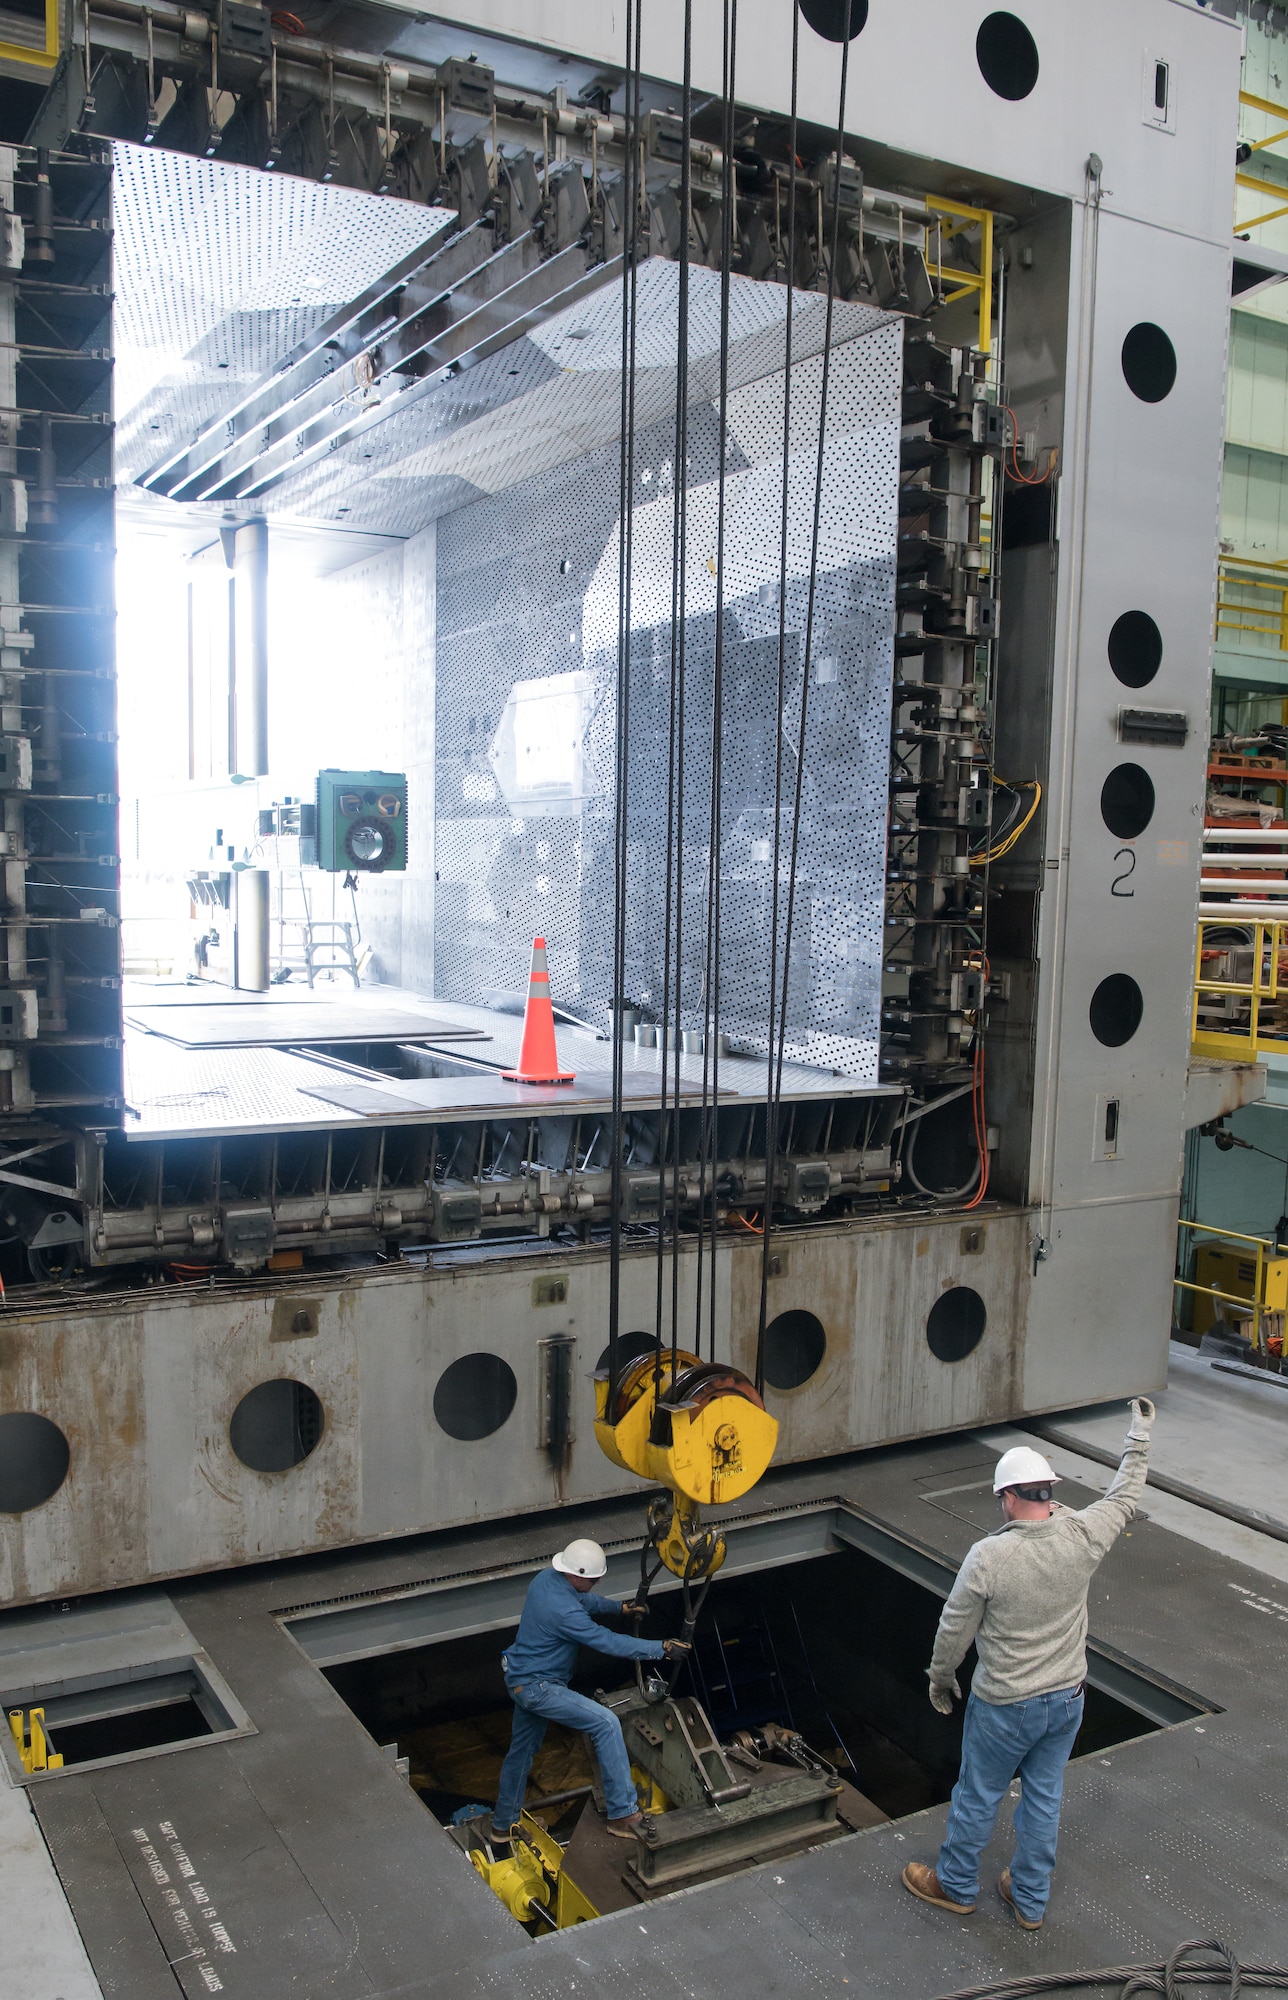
[489,1537,690,1852]
[902,1397,1156,1930]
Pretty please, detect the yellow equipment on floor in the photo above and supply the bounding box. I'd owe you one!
[468,1811,601,1928]
[1190,1236,1288,1338]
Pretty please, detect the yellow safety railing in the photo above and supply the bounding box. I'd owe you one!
[1175,1219,1288,1357]
[1215,554,1288,653]
[1236,89,1288,230]
[0,0,57,70]
[927,197,994,357]
[1193,917,1288,1061]
[8,1707,63,1773]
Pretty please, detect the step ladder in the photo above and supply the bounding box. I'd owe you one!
[303,920,362,990]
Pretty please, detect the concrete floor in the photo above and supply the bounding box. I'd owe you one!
[0,1782,101,2000]
[1033,1342,1288,1542]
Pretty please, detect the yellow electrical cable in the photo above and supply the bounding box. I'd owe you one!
[971,778,1042,866]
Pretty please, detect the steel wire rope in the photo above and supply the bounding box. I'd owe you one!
[754,0,803,1397]
[758,0,854,1391]
[931,1937,1288,2000]
[694,0,739,1365]
[607,0,645,1419]
[655,0,695,1381]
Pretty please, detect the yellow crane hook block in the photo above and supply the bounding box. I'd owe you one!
[593,1350,778,1507]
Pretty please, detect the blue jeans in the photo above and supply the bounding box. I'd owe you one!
[937,1686,1084,1920]
[493,1678,638,1828]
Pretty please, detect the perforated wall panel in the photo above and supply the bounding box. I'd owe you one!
[435,300,900,1078]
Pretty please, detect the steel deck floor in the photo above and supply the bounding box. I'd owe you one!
[17,1417,1287,2000]
[122,986,900,1140]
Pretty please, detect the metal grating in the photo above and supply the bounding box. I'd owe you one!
[435,298,901,1079]
[111,142,452,481]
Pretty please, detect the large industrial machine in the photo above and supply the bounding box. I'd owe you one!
[0,0,1258,1627]
[2,11,1286,1999]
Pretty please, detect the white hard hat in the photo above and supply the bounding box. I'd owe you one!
[552,1538,607,1579]
[992,1446,1060,1494]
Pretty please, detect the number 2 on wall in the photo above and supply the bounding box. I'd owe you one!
[1111,848,1136,898]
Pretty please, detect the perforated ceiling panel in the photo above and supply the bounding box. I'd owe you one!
[124,241,891,538]
[435,304,901,1079]
[249,260,891,534]
[111,143,452,481]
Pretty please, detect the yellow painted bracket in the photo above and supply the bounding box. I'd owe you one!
[0,0,58,71]
[926,196,994,356]
[630,1762,668,1816]
[8,1706,64,1773]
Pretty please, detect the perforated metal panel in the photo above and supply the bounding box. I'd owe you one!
[260,258,893,532]
[111,143,452,480]
[435,295,901,1078]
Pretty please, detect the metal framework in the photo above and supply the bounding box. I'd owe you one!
[0,146,119,1128]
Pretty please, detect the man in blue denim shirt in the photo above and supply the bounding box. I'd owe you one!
[490,1538,690,1849]
[903,1399,1154,1929]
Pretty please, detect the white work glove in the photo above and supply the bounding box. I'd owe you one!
[928,1676,961,1715]
[1126,1396,1155,1442]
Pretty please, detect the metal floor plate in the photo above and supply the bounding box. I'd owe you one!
[410,1000,903,1101]
[121,993,902,1139]
[23,1405,1288,2000]
[126,1001,488,1048]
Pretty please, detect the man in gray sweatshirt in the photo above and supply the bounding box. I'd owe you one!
[902,1397,1154,1929]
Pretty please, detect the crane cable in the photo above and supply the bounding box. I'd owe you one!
[755,1,802,1397]
[606,0,644,1421]
[654,0,695,1385]
[693,0,738,1365]
[932,1936,1288,2000]
[758,0,854,1393]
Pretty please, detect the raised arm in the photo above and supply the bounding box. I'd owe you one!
[1069,1397,1154,1560]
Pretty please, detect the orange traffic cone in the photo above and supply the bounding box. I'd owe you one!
[502,937,576,1084]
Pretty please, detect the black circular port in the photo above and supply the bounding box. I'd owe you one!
[595,1329,661,1374]
[763,1309,827,1390]
[976,12,1039,100]
[1089,973,1144,1048]
[1100,764,1155,841]
[230,1380,324,1472]
[0,1412,70,1513]
[799,0,868,40]
[1108,610,1163,689]
[926,1287,987,1363]
[1121,323,1176,403]
[344,818,391,869]
[433,1352,518,1440]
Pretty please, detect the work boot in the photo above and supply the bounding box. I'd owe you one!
[998,1869,1043,1930]
[605,1812,645,1840]
[901,1861,975,1914]
[487,1824,513,1855]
